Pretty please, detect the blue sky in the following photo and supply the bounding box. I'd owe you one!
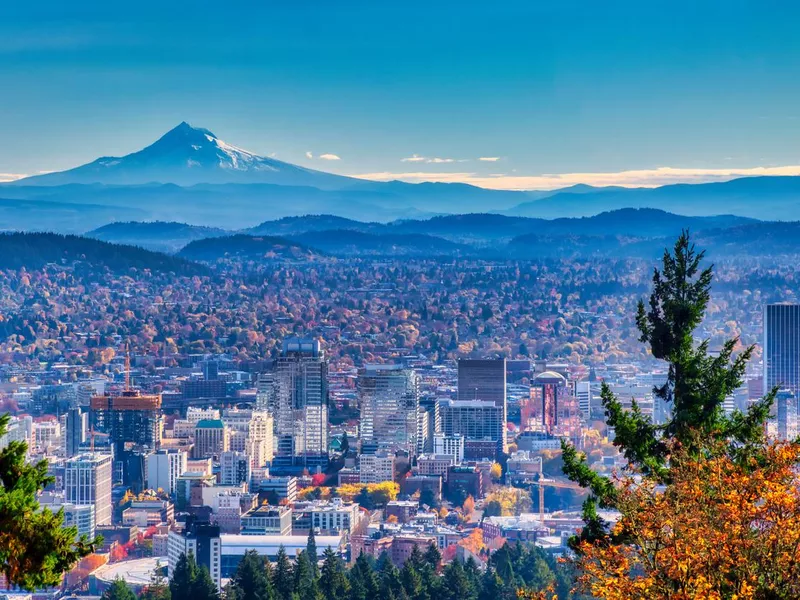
[2,0,800,189]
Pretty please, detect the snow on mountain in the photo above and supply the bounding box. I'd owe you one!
[13,122,357,189]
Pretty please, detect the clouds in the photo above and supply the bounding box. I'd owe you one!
[479,157,501,162]
[354,164,800,191]
[306,152,341,161]
[401,154,500,164]
[0,173,26,182]
[401,154,427,163]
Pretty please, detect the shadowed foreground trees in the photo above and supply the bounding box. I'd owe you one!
[0,413,99,589]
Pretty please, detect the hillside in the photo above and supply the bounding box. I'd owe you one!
[87,221,229,253]
[286,230,473,257]
[178,234,319,261]
[0,232,206,274]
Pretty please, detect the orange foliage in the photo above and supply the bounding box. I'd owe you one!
[575,440,800,600]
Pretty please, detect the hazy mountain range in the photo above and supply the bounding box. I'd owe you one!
[3,122,800,232]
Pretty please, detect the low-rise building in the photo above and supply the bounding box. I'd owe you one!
[241,505,293,536]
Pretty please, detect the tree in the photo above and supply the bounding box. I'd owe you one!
[170,552,219,600]
[562,232,774,548]
[349,553,380,600]
[306,528,318,577]
[483,500,502,518]
[575,439,800,599]
[440,561,476,600]
[272,546,294,600]
[423,544,441,571]
[462,495,475,517]
[320,548,349,600]
[229,549,274,600]
[0,413,99,589]
[102,577,137,600]
[354,486,373,510]
[340,432,350,455]
[293,550,321,600]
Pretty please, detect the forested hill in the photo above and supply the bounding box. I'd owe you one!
[0,232,206,274]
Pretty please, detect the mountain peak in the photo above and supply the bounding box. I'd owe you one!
[158,121,218,144]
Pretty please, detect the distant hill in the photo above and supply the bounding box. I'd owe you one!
[178,234,318,262]
[508,176,800,219]
[0,232,205,274]
[286,230,474,257]
[246,215,378,236]
[0,197,146,234]
[88,221,229,253]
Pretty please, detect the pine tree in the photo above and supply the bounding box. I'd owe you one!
[400,561,425,600]
[319,548,349,600]
[562,232,775,547]
[349,553,379,600]
[440,561,476,600]
[170,552,219,600]
[102,577,137,600]
[0,414,99,589]
[422,544,441,571]
[478,569,504,600]
[272,546,294,600]
[293,551,321,600]
[306,529,318,578]
[230,549,274,600]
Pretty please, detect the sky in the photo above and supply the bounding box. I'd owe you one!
[2,0,800,189]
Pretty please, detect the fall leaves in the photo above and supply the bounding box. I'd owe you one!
[575,440,800,600]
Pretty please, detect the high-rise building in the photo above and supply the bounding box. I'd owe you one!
[219,451,251,486]
[764,304,800,396]
[275,339,328,467]
[168,519,222,590]
[433,433,465,464]
[64,453,113,526]
[203,360,220,381]
[39,492,96,541]
[437,399,504,459]
[65,407,88,458]
[776,389,798,440]
[193,420,229,459]
[147,449,188,495]
[458,359,506,448]
[358,365,419,456]
[255,372,276,413]
[222,409,273,465]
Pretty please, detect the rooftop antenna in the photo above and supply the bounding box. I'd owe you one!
[124,342,131,392]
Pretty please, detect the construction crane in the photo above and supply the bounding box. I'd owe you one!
[124,342,131,392]
[536,477,585,521]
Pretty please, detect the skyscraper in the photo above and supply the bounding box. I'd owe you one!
[64,453,113,526]
[146,449,188,495]
[764,304,800,396]
[358,365,419,456]
[65,407,88,458]
[274,338,328,468]
[457,359,507,449]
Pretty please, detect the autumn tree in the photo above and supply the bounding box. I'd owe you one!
[562,232,774,547]
[576,439,800,599]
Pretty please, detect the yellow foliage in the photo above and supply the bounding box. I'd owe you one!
[575,440,800,600]
[485,486,532,516]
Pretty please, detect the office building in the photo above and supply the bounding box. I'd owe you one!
[65,453,113,526]
[65,407,88,458]
[219,451,251,487]
[146,449,188,495]
[222,409,274,465]
[458,359,506,449]
[193,420,229,459]
[359,452,395,484]
[257,476,298,504]
[275,339,329,467]
[764,304,800,396]
[438,399,504,458]
[358,365,420,455]
[432,433,464,464]
[168,520,222,590]
[241,505,292,536]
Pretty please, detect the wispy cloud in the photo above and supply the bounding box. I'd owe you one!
[319,153,341,161]
[401,154,427,163]
[479,157,501,162]
[353,165,800,191]
[0,173,26,182]
[428,157,454,164]
[305,151,313,159]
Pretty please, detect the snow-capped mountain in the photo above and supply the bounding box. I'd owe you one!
[14,122,357,188]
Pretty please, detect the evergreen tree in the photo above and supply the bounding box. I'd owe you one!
[229,549,274,600]
[306,529,318,577]
[0,413,99,589]
[440,561,476,600]
[561,232,775,548]
[272,546,294,600]
[378,558,404,600]
[400,561,425,600]
[170,552,219,600]
[293,551,321,600]
[340,432,350,455]
[349,553,380,600]
[406,545,426,573]
[319,548,349,600]
[102,577,137,600]
[478,569,504,600]
[422,544,441,571]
